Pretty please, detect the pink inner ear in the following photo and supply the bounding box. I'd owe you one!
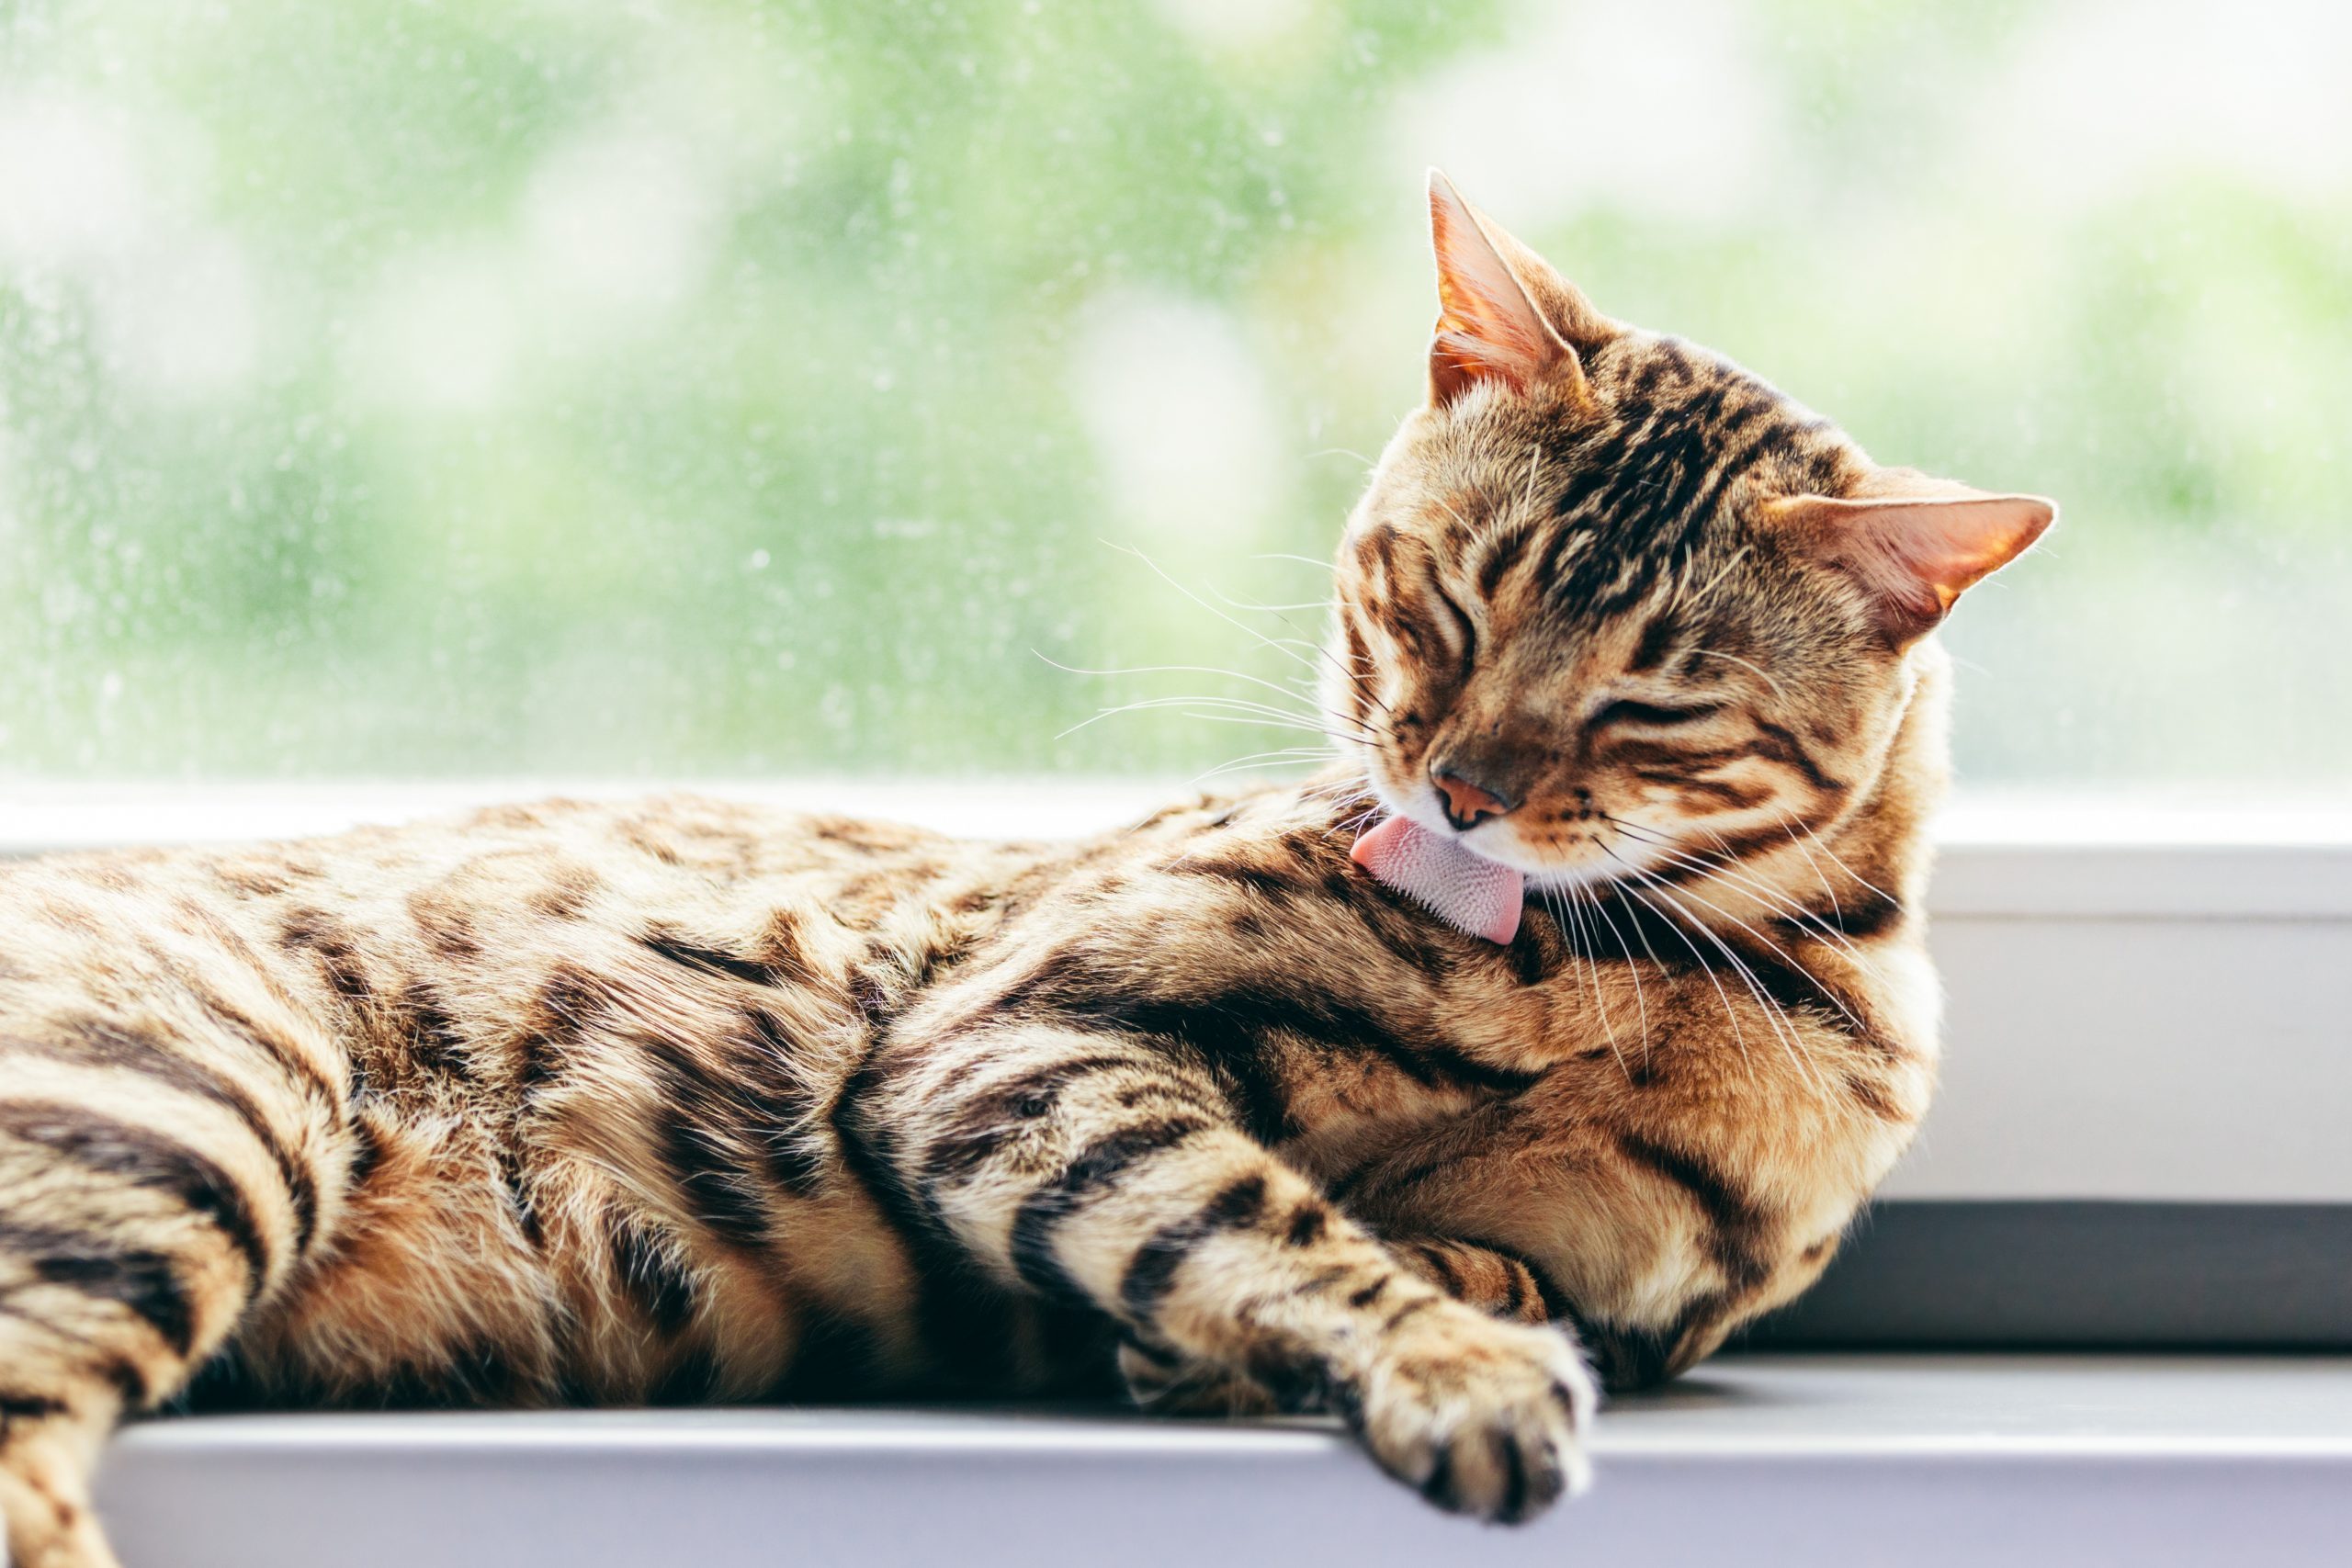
[1770,491,2056,635]
[1427,173,1565,401]
[1852,496,2055,616]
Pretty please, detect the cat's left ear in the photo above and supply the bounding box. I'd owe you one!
[1426,171,1586,407]
[1761,473,2056,643]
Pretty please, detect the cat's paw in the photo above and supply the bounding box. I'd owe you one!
[1341,1297,1596,1524]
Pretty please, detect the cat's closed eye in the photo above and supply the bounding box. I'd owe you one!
[1429,587,1478,671]
[1589,698,1724,728]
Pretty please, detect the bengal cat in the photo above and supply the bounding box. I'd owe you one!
[0,174,2052,1566]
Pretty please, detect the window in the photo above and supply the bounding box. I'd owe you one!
[0,0,2342,785]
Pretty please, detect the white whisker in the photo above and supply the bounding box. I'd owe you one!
[1614,872,1761,1091]
[1682,544,1751,609]
[1782,809,1902,908]
[1556,886,1628,1081]
[1200,581,1339,615]
[1056,699,1373,746]
[1622,852,1873,1043]
[1034,652,1360,715]
[1580,887,1653,1074]
[1631,826,1887,982]
[1183,749,1333,788]
[1686,647,1783,697]
[1620,865,1833,1092]
[1777,816,1845,927]
[1068,692,1376,735]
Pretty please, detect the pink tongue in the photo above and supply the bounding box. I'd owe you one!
[1351,816,1524,944]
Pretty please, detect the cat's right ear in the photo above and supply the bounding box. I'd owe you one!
[1426,171,1582,408]
[1760,475,2057,644]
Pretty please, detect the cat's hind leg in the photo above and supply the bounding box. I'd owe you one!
[0,952,349,1566]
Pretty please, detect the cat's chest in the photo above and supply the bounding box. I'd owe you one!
[1272,1053,1508,1183]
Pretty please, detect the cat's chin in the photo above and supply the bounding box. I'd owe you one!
[1437,821,1660,893]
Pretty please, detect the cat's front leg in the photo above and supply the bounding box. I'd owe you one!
[1386,1236,1557,1326]
[1116,1234,1555,1414]
[870,1025,1597,1522]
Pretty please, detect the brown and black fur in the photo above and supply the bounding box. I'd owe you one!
[0,175,2051,1566]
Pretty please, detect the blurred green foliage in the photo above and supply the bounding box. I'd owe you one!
[0,0,2344,786]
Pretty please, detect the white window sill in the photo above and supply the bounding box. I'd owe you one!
[99,1354,2352,1568]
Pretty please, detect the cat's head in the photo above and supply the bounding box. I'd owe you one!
[1331,173,2052,891]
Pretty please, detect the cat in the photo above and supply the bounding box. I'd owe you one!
[0,172,2050,1566]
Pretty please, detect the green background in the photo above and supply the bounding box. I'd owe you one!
[1,0,2344,787]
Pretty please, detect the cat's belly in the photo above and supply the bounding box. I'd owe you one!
[216,1097,1117,1411]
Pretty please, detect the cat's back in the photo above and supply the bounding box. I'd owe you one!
[0,791,1043,1019]
[0,793,1111,1408]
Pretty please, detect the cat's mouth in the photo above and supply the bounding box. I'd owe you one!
[1351,794,1657,943]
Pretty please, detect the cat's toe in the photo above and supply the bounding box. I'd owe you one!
[1342,1299,1597,1524]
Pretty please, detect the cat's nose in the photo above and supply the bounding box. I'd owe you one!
[1431,767,1515,832]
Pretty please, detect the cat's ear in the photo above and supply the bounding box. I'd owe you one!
[1426,171,1583,407]
[1762,473,2055,643]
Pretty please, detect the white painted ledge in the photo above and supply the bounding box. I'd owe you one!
[97,1355,2352,1568]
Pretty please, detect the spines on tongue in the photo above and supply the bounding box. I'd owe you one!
[1350,816,1524,944]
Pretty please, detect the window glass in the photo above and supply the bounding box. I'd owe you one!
[0,0,2342,785]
